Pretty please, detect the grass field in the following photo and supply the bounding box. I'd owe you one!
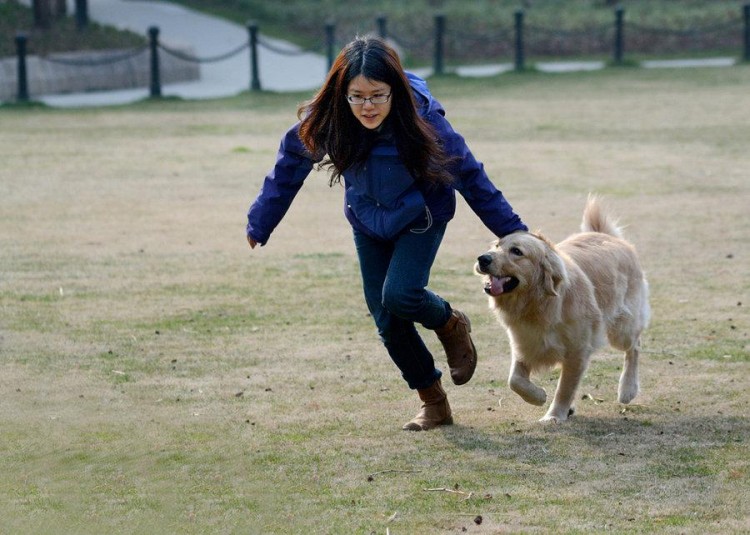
[1,65,749,533]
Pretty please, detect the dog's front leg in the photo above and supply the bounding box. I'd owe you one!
[541,355,588,423]
[508,360,547,406]
[618,344,640,404]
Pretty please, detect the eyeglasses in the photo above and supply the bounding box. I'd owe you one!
[346,93,392,105]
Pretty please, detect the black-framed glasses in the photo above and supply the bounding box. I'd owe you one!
[346,93,392,105]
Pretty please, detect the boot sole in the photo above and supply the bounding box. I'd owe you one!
[451,312,477,385]
[451,338,477,385]
[402,415,454,431]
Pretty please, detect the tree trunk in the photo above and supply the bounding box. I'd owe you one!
[33,0,52,29]
[54,0,67,18]
[76,0,89,30]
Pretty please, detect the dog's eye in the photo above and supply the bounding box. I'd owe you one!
[510,247,523,256]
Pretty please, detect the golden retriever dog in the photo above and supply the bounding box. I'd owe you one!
[475,195,650,422]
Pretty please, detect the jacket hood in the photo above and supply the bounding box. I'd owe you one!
[406,72,444,118]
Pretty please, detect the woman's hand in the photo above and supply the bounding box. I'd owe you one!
[247,236,258,249]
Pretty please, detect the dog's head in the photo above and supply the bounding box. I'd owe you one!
[474,232,567,304]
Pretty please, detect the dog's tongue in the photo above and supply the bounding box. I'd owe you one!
[489,276,512,296]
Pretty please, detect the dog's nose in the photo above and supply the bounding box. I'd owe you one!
[477,254,492,270]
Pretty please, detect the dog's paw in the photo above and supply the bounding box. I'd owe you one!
[618,382,640,404]
[509,378,547,406]
[539,414,564,424]
[525,387,547,406]
[540,407,572,423]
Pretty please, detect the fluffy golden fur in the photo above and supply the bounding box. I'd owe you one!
[475,195,650,422]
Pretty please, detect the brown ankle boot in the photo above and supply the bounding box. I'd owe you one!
[402,378,453,431]
[435,309,478,385]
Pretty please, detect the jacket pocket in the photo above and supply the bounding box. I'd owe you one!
[346,187,426,241]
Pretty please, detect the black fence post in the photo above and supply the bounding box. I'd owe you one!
[434,13,445,75]
[325,21,335,72]
[743,4,750,62]
[75,0,88,30]
[15,32,29,102]
[148,26,161,97]
[614,6,625,65]
[377,15,387,39]
[514,10,525,72]
[247,21,261,91]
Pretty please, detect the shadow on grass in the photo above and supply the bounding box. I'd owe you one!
[437,412,748,466]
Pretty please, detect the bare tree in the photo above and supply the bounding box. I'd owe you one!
[32,0,52,29]
[54,0,67,18]
[76,0,89,29]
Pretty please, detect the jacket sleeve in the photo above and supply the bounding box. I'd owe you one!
[429,109,528,237]
[246,123,317,245]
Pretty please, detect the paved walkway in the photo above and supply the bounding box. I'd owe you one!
[13,0,741,108]
[19,0,327,107]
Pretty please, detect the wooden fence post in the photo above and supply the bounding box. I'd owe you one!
[325,20,336,72]
[377,15,387,39]
[148,26,161,98]
[75,0,88,30]
[15,33,29,102]
[514,10,525,72]
[743,4,750,62]
[614,6,625,65]
[247,21,261,91]
[434,13,445,75]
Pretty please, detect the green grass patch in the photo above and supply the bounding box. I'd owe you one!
[0,66,748,533]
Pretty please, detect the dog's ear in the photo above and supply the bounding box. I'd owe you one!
[540,242,566,297]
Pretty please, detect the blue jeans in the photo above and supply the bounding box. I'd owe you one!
[353,223,452,390]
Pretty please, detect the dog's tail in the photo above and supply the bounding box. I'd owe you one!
[581,194,623,239]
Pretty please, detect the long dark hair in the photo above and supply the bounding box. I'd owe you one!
[297,36,454,187]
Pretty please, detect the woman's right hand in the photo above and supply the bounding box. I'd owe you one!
[247,236,258,249]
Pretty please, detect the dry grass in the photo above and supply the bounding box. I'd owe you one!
[1,66,749,534]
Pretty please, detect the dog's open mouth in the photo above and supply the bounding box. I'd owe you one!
[484,276,519,296]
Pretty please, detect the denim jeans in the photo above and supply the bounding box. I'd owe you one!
[353,222,452,390]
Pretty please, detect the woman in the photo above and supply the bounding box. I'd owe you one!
[246,36,527,431]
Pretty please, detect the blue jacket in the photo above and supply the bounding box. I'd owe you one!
[246,73,527,244]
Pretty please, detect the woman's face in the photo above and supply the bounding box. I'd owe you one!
[346,75,392,130]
